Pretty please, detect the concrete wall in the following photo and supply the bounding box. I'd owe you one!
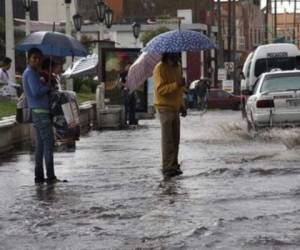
[0,119,32,154]
[0,101,97,156]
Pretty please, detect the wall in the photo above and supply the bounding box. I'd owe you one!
[37,0,76,23]
[0,101,97,156]
[276,13,300,47]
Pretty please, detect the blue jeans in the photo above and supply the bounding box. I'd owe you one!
[32,112,55,181]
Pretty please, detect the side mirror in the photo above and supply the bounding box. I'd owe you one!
[241,89,252,96]
[239,72,245,80]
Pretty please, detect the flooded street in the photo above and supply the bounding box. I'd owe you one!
[1,110,300,250]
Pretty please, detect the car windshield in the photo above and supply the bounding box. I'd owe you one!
[254,57,297,77]
[260,73,300,93]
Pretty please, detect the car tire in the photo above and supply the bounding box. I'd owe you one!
[232,103,240,110]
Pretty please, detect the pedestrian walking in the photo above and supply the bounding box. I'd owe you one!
[0,57,20,97]
[153,53,187,178]
[22,48,63,184]
[195,77,211,110]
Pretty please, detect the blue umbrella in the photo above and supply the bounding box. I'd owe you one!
[142,29,216,53]
[16,31,88,57]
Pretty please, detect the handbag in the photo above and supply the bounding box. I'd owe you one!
[16,93,32,123]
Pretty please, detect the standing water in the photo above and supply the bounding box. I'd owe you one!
[0,110,300,250]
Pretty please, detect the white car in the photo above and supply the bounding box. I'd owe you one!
[245,70,300,129]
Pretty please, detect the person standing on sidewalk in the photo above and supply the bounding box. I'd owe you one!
[22,48,61,184]
[120,63,138,126]
[0,57,19,97]
[153,53,187,178]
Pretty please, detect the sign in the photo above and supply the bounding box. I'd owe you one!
[218,68,227,81]
[267,52,288,58]
[222,80,234,93]
[224,61,234,72]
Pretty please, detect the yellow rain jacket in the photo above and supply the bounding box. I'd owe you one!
[153,62,185,111]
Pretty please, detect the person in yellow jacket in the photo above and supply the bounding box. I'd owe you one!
[153,53,187,178]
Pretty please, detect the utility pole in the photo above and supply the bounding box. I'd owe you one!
[227,0,232,62]
[232,0,237,93]
[65,0,73,91]
[293,0,297,43]
[217,0,224,68]
[274,0,277,39]
[5,0,16,82]
[265,0,270,44]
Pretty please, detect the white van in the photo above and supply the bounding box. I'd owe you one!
[244,43,300,90]
[240,52,253,91]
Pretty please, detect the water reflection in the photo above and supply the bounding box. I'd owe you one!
[34,184,57,203]
[1,111,300,249]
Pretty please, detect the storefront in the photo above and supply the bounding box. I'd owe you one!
[102,48,148,112]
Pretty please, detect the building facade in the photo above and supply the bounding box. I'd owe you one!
[275,13,300,48]
[220,0,264,65]
[0,0,38,20]
[37,0,76,23]
[76,0,214,24]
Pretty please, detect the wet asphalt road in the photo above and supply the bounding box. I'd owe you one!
[0,110,300,250]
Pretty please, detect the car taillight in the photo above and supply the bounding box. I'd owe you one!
[256,99,274,108]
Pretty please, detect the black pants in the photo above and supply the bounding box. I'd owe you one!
[128,94,137,125]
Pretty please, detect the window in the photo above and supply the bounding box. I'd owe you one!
[254,57,297,77]
[260,73,300,92]
[217,90,230,97]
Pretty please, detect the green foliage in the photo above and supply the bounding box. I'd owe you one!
[140,26,170,46]
[80,34,95,54]
[0,99,17,119]
[73,77,98,93]
[76,92,95,104]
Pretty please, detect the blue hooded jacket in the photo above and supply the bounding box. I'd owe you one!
[22,65,50,109]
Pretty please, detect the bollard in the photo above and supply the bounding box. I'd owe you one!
[95,83,105,129]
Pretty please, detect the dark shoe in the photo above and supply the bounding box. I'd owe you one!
[35,177,46,184]
[162,168,183,179]
[176,166,183,175]
[46,177,68,184]
[163,170,178,179]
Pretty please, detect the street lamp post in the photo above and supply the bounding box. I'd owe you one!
[95,0,113,111]
[22,0,32,36]
[65,0,73,90]
[132,22,141,47]
[96,0,107,41]
[72,13,82,40]
[5,0,15,82]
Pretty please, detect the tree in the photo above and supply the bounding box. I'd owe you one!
[80,34,95,54]
[140,26,169,46]
[0,18,5,60]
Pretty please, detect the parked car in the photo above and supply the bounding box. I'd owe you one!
[245,70,300,129]
[207,88,242,110]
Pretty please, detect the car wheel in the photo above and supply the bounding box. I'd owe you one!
[232,103,240,110]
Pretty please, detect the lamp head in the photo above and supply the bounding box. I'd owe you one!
[73,13,83,32]
[132,22,141,39]
[104,7,113,28]
[96,0,106,23]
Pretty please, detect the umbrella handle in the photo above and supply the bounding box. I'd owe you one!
[48,56,53,86]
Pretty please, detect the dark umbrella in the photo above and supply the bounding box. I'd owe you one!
[16,31,88,57]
